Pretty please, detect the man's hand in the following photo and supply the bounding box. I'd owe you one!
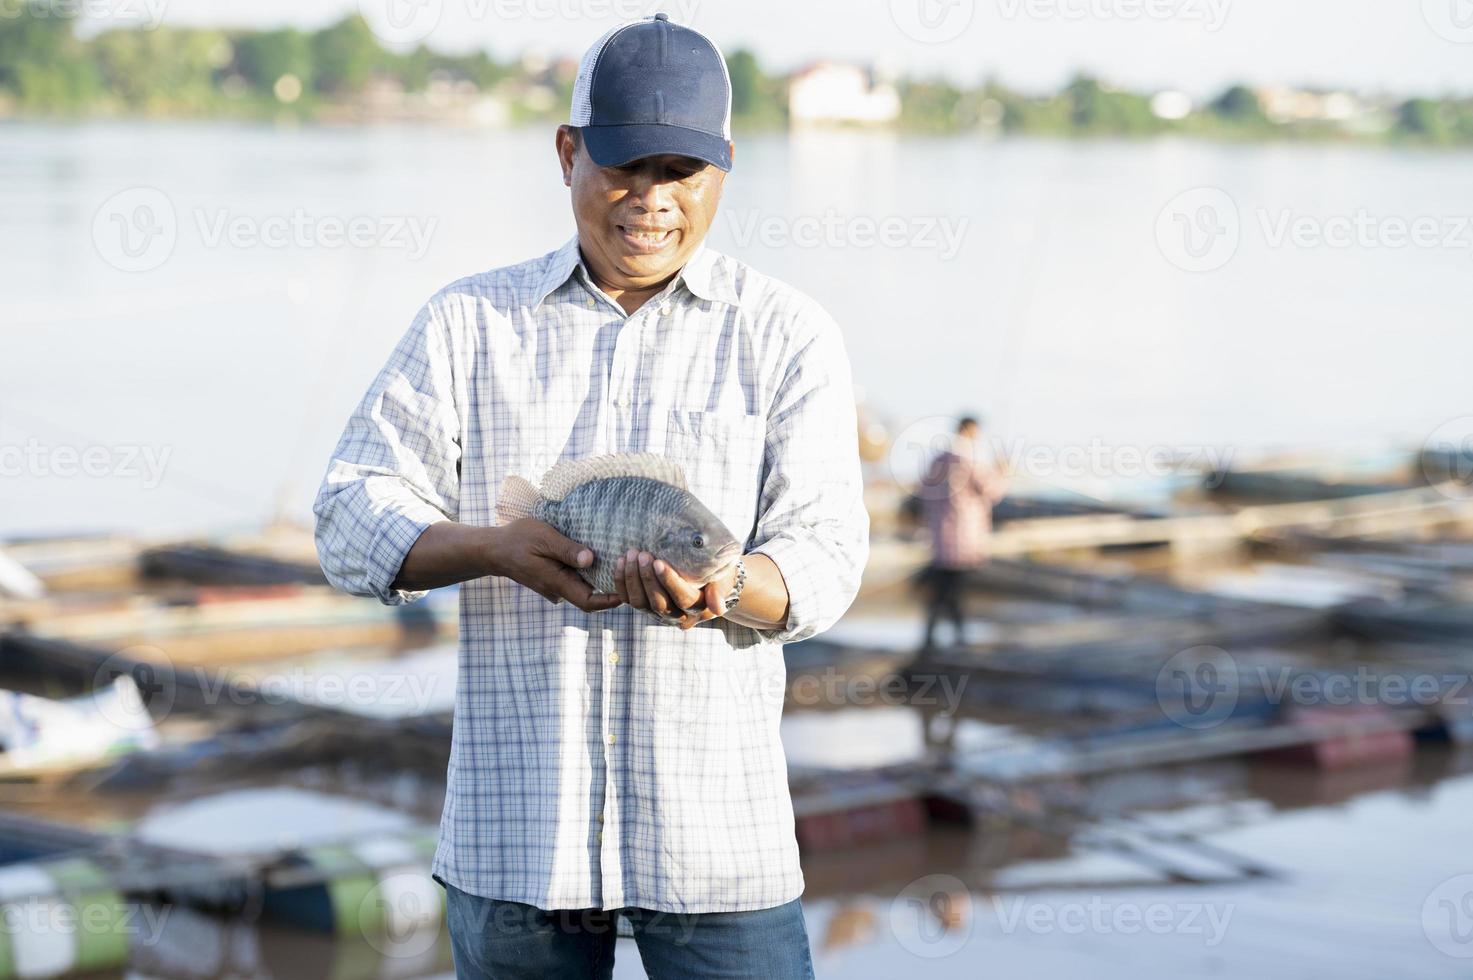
[492,519,624,613]
[613,549,739,630]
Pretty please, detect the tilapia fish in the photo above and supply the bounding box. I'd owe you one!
[495,452,743,602]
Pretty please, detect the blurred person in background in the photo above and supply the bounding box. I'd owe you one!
[313,13,867,980]
[919,415,1008,650]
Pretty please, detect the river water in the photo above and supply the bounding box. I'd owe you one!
[5,121,1473,536]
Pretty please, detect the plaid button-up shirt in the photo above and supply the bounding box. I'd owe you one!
[313,234,870,913]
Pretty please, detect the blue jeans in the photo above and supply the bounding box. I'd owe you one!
[444,882,816,980]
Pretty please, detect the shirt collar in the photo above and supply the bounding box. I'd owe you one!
[530,235,585,309]
[531,234,738,310]
[677,239,738,306]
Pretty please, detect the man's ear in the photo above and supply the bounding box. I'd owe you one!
[556,125,576,188]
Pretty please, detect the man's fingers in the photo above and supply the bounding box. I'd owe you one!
[612,556,628,604]
[637,552,676,616]
[623,550,649,610]
[652,559,702,610]
[536,523,594,570]
[548,566,619,612]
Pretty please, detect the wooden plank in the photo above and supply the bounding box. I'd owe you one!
[861,483,1473,595]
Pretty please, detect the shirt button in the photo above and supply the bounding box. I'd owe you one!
[598,831,604,843]
[659,304,672,316]
[615,395,631,408]
[607,733,616,744]
[598,811,605,823]
[585,298,595,309]
[609,652,619,665]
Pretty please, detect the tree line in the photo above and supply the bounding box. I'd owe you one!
[2,3,1470,144]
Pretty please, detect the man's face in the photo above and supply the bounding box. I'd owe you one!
[557,126,730,291]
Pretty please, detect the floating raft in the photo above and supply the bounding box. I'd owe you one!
[1207,469,1406,503]
[1333,598,1473,644]
[0,804,446,977]
[789,769,927,851]
[7,584,448,667]
[0,855,131,979]
[262,830,442,936]
[938,702,1432,785]
[139,544,328,587]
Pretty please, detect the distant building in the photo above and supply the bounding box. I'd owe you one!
[1256,87,1364,125]
[788,62,900,126]
[1150,90,1193,121]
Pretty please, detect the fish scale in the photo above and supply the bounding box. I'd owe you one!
[495,452,742,601]
[537,476,688,594]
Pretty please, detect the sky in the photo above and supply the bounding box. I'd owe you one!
[97,0,1473,98]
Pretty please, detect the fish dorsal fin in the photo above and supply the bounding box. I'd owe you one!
[539,452,688,502]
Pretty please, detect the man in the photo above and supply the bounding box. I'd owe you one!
[919,415,1007,650]
[313,14,868,979]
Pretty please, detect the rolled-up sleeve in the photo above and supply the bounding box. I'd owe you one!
[313,301,462,605]
[746,307,870,645]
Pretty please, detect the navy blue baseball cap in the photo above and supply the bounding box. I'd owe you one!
[570,14,733,173]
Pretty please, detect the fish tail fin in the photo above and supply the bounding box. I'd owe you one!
[495,474,540,525]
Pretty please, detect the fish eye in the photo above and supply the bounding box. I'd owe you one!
[691,532,706,550]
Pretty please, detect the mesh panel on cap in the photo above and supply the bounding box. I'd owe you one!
[570,22,635,126]
[698,32,733,139]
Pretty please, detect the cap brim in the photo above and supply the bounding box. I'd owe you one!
[580,124,732,173]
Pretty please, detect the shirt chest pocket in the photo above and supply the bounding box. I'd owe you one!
[662,409,767,548]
